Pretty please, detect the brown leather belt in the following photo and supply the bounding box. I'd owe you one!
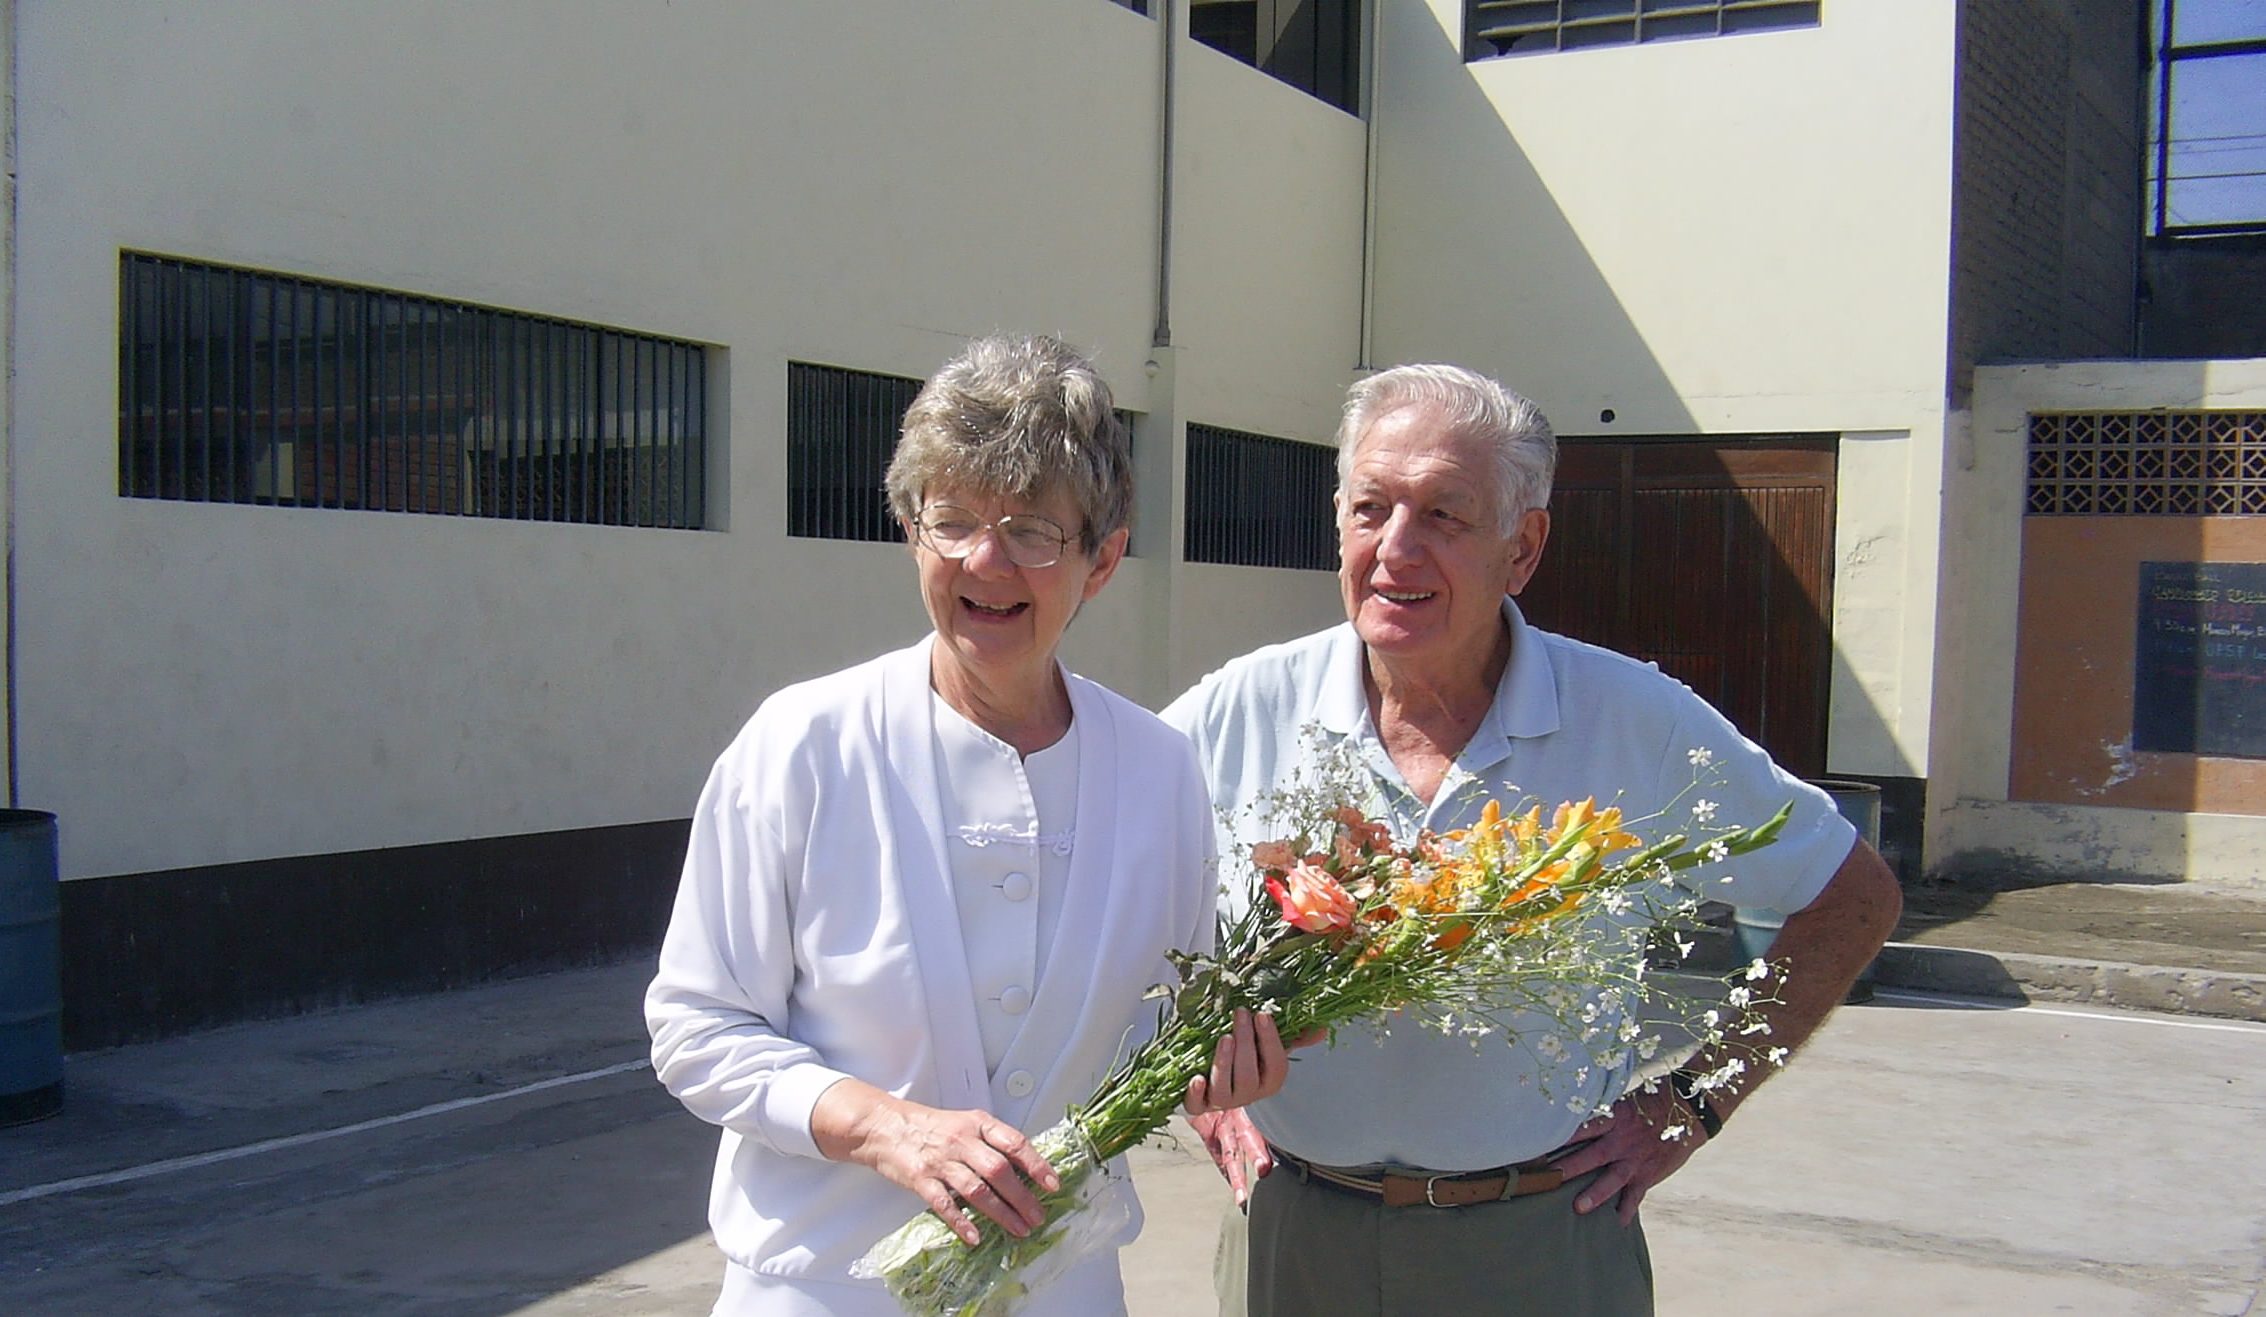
[1272,1145,1566,1209]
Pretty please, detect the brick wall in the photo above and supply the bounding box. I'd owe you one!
[1949,0,2143,403]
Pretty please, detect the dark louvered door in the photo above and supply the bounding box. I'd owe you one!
[1518,439,1836,778]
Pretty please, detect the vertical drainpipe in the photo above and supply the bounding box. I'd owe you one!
[1150,1,1182,698]
[1358,0,1382,372]
[3,0,18,807]
[1153,0,1176,352]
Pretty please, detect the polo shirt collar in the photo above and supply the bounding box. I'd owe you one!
[1315,621,1371,738]
[1314,598,1562,751]
[1473,597,1562,757]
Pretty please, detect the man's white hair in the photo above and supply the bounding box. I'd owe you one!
[1334,364,1557,532]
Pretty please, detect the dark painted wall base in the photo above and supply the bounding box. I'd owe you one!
[60,819,690,1052]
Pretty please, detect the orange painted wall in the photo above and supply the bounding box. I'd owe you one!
[2011,517,2266,813]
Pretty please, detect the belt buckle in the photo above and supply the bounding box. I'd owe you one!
[1423,1174,1459,1209]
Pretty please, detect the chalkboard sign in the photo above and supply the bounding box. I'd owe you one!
[2133,561,2266,759]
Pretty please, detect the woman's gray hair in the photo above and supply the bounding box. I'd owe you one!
[885,335,1132,554]
[1335,364,1556,532]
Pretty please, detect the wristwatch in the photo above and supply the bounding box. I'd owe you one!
[1669,1068,1725,1139]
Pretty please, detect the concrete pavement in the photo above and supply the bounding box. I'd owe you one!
[3,960,2261,1315]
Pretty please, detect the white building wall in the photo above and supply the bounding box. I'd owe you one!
[1367,0,1963,780]
[12,0,1364,879]
[1157,33,1368,695]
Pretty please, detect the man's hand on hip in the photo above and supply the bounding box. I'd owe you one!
[1549,1082,1708,1226]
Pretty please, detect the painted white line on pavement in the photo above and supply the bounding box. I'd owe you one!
[0,1058,653,1209]
[1872,989,2266,1035]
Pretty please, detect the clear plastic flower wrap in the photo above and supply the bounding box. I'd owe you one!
[851,1118,1132,1317]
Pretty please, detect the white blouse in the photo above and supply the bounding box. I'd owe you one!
[932,693,1080,1075]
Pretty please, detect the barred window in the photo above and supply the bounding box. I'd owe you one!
[787,361,1142,551]
[2027,411,2266,516]
[1465,1,1820,61]
[787,362,923,544]
[1184,423,1337,569]
[118,254,707,528]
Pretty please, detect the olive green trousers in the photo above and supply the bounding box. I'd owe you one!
[1224,1163,1655,1317]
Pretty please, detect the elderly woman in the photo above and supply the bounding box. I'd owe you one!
[647,335,1286,1316]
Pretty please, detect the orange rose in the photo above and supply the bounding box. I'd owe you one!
[1264,861,1359,935]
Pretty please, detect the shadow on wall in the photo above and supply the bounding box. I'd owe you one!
[1373,13,1926,876]
[1366,6,1699,432]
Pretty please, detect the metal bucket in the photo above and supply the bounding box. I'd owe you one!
[0,809,63,1126]
[1732,781,1884,1000]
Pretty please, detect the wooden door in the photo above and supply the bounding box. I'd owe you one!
[1518,439,1837,777]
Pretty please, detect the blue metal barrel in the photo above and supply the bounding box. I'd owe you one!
[1811,779,1883,852]
[0,809,62,1126]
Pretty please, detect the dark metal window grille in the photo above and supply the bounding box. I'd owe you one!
[117,253,707,528]
[2149,0,2266,237]
[2027,411,2266,516]
[1465,0,1820,61]
[787,362,922,544]
[1185,423,1337,569]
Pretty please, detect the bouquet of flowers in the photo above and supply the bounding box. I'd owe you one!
[854,751,1789,1316]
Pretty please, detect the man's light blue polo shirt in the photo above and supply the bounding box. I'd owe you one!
[1161,600,1855,1172]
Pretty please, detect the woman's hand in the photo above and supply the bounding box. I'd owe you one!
[1182,1008,1297,1115]
[810,1079,1059,1247]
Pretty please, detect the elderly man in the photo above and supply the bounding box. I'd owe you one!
[1163,363,1901,1316]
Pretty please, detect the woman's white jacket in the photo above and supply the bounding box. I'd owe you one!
[645,636,1217,1302]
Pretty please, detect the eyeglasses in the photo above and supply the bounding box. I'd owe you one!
[912,505,1078,569]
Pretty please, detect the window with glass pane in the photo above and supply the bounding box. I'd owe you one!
[1190,0,1361,114]
[2151,0,2266,235]
[1465,0,1819,61]
[117,254,708,527]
